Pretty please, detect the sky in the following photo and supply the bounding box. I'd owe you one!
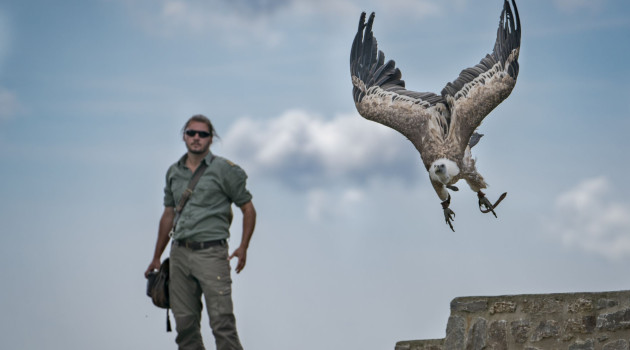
[1,0,630,349]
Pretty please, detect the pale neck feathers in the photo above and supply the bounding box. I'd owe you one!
[429,158,460,185]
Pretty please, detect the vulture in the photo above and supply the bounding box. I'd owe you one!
[350,0,521,231]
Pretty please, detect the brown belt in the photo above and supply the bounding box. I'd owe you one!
[173,239,225,251]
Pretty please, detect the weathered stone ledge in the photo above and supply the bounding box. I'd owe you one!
[396,290,630,350]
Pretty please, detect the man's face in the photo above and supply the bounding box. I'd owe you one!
[183,121,213,155]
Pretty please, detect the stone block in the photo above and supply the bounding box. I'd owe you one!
[510,320,530,344]
[522,298,562,315]
[530,320,559,342]
[597,299,619,310]
[564,316,597,336]
[569,339,595,350]
[597,335,611,343]
[569,298,593,313]
[444,316,465,350]
[487,320,508,350]
[451,299,488,313]
[466,317,487,350]
[396,343,411,350]
[597,308,630,331]
[603,339,629,350]
[396,339,443,350]
[489,301,517,315]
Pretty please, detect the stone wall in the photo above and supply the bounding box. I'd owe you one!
[395,290,630,350]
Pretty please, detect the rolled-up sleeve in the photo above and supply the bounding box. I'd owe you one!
[224,165,252,207]
[163,168,175,207]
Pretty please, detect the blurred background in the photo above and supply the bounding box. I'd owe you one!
[1,0,629,349]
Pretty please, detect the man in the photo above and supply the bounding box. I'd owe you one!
[145,114,256,350]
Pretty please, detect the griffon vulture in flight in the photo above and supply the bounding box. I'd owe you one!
[350,0,521,231]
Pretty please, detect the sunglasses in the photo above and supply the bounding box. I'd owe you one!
[185,129,211,138]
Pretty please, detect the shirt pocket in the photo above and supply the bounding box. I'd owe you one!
[191,178,223,205]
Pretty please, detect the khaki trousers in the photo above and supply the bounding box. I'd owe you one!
[170,243,243,350]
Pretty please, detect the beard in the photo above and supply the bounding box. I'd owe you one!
[186,142,209,154]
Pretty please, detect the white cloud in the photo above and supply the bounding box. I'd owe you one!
[546,177,630,260]
[306,187,364,222]
[379,0,441,18]
[290,0,442,18]
[283,0,359,17]
[222,109,421,189]
[119,0,284,47]
[117,0,449,47]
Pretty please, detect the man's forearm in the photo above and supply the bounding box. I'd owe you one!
[153,208,175,261]
[239,201,256,249]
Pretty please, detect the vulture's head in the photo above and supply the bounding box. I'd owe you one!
[429,158,460,185]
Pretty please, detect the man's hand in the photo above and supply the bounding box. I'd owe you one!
[231,201,255,274]
[228,246,248,274]
[144,258,161,278]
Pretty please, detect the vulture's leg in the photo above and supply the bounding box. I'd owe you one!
[477,191,496,217]
[477,191,507,217]
[441,194,455,232]
[432,180,456,231]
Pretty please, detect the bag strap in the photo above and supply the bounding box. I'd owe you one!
[171,157,212,232]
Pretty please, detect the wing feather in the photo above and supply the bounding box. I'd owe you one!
[350,12,450,169]
[443,0,521,158]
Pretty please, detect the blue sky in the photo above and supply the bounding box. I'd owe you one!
[1,0,630,349]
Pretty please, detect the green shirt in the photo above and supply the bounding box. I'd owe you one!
[164,152,253,242]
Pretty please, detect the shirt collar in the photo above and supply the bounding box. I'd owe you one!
[177,151,215,169]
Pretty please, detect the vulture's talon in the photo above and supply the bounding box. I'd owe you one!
[478,195,497,218]
[441,195,455,231]
[477,191,507,218]
[443,208,456,232]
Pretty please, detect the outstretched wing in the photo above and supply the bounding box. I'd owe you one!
[350,12,450,170]
[443,0,521,158]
